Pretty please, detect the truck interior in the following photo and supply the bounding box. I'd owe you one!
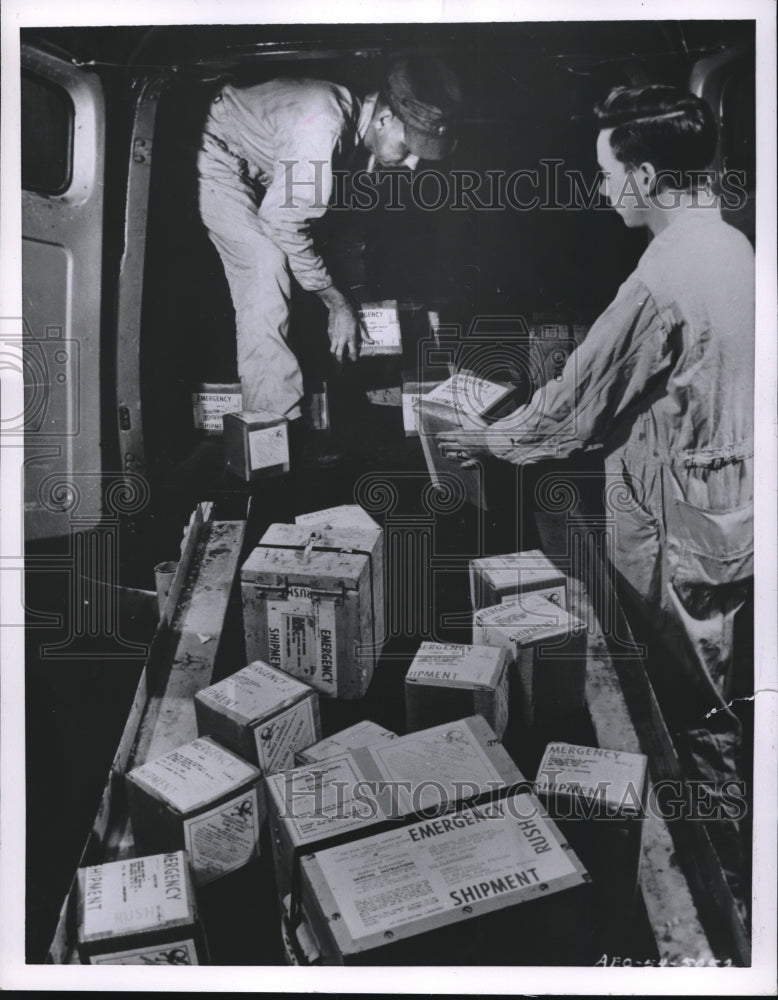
[20,20,756,967]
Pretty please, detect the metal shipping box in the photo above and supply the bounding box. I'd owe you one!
[194,660,321,772]
[297,791,590,965]
[266,715,524,911]
[405,642,510,737]
[76,851,208,965]
[126,737,265,887]
[242,517,384,699]
[416,372,516,509]
[358,300,403,356]
[534,741,648,906]
[223,409,289,481]
[473,593,587,726]
[295,720,397,766]
[469,549,567,611]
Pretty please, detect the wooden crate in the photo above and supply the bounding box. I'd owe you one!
[194,660,320,772]
[242,518,384,699]
[469,549,567,611]
[223,409,289,481]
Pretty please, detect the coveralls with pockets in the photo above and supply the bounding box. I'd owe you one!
[485,208,754,891]
[198,80,375,420]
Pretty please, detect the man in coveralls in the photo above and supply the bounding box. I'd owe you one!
[198,57,462,452]
[438,85,754,908]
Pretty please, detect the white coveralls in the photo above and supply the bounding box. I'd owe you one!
[198,80,374,420]
[486,209,754,890]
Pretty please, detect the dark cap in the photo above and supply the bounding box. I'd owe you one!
[384,56,462,160]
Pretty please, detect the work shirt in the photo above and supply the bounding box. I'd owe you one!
[200,79,375,292]
[485,207,754,585]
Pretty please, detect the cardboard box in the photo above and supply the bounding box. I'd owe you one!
[191,382,242,435]
[401,376,444,437]
[534,741,648,906]
[223,409,289,481]
[126,737,265,887]
[77,851,208,965]
[242,514,384,699]
[358,300,403,356]
[405,642,510,737]
[416,372,516,509]
[266,715,525,910]
[473,593,587,726]
[469,549,567,611]
[295,720,397,766]
[297,790,590,965]
[194,660,321,772]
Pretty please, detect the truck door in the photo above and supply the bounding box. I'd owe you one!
[20,45,105,540]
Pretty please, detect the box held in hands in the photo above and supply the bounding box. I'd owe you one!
[194,660,320,772]
[405,642,510,737]
[77,851,208,965]
[126,736,265,887]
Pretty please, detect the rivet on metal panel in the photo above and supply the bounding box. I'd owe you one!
[539,883,549,891]
[384,930,394,939]
[462,906,473,915]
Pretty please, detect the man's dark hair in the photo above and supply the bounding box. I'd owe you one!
[594,85,718,190]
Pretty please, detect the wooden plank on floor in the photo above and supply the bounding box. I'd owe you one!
[46,503,246,964]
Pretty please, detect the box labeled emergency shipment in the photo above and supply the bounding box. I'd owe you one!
[191,382,242,435]
[534,741,648,905]
[473,593,587,726]
[194,660,320,772]
[469,549,567,611]
[266,715,524,909]
[401,375,444,437]
[405,642,510,737]
[126,737,265,887]
[223,409,289,481]
[416,372,515,509]
[77,851,208,965]
[358,300,403,356]
[295,720,397,766]
[296,790,590,965]
[241,512,384,699]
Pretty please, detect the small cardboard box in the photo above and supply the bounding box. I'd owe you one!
[534,742,648,907]
[77,851,208,965]
[295,720,397,766]
[126,737,265,887]
[358,300,403,356]
[242,513,384,699]
[192,382,242,435]
[416,372,516,509]
[223,409,289,481]
[266,715,524,909]
[194,660,321,772]
[473,593,587,726]
[405,642,510,737]
[469,549,567,611]
[401,375,444,437]
[298,790,590,965]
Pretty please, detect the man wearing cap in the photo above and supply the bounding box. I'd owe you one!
[198,57,461,442]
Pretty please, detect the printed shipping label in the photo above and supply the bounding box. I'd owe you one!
[199,660,309,724]
[312,794,580,944]
[248,424,288,471]
[366,723,506,814]
[301,721,395,763]
[183,787,260,886]
[130,738,258,813]
[267,591,338,694]
[408,643,502,688]
[82,853,190,939]
[192,391,241,431]
[254,699,317,774]
[270,755,383,844]
[424,374,509,417]
[535,743,646,812]
[93,939,198,965]
[358,304,402,353]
